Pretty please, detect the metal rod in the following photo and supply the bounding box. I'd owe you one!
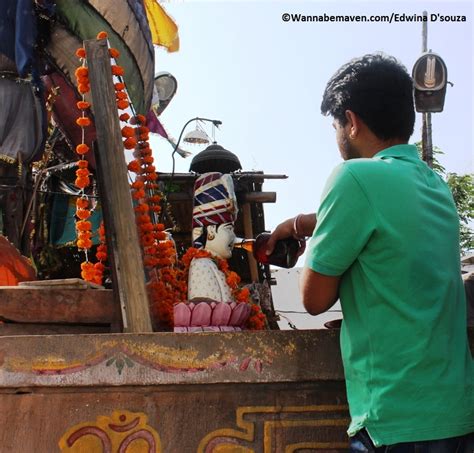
[421,10,433,168]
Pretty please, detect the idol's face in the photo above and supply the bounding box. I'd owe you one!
[205,223,236,259]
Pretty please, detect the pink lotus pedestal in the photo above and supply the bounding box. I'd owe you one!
[173,301,251,333]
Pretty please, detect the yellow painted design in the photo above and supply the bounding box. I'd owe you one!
[198,405,349,453]
[6,338,248,373]
[58,410,161,452]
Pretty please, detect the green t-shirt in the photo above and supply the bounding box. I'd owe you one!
[305,144,474,446]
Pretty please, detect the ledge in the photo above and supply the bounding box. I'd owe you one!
[1,327,471,390]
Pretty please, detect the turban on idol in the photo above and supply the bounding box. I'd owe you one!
[192,172,238,246]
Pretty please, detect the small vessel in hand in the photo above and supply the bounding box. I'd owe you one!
[234,233,302,268]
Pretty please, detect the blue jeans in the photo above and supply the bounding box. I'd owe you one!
[349,429,474,452]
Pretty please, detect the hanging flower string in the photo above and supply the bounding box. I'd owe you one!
[74,43,95,282]
[73,31,115,285]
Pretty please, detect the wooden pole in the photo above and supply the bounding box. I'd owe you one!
[242,203,259,283]
[85,38,152,333]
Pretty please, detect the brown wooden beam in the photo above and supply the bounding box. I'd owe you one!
[0,288,114,324]
[85,39,152,333]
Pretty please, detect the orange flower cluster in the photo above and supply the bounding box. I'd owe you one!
[74,45,93,281]
[108,61,183,327]
[93,222,107,285]
[180,248,267,330]
[74,33,110,285]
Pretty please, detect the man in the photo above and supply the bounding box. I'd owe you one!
[267,54,474,452]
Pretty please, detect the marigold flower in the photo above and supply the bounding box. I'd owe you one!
[119,112,130,122]
[139,148,152,157]
[134,203,149,213]
[138,215,151,224]
[76,198,89,209]
[132,189,145,200]
[92,275,103,285]
[99,223,106,237]
[121,126,135,138]
[141,222,154,232]
[76,48,86,59]
[236,288,250,302]
[76,117,91,127]
[142,156,154,165]
[109,48,120,58]
[138,126,149,134]
[131,180,144,190]
[145,173,157,181]
[94,262,105,271]
[144,256,159,267]
[75,67,88,79]
[76,168,89,178]
[150,195,161,203]
[135,114,147,125]
[153,231,166,241]
[96,252,107,261]
[75,176,90,189]
[77,238,93,249]
[97,31,108,40]
[115,82,125,91]
[77,77,89,87]
[116,91,128,100]
[117,99,129,110]
[111,65,124,76]
[139,133,149,141]
[78,83,90,94]
[141,234,154,247]
[81,270,95,281]
[127,160,141,173]
[97,244,107,254]
[77,160,89,169]
[77,221,92,232]
[77,229,92,238]
[123,137,137,149]
[150,205,161,213]
[76,144,90,155]
[76,209,91,220]
[77,101,90,110]
[144,165,156,174]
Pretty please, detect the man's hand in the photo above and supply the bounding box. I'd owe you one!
[266,213,317,255]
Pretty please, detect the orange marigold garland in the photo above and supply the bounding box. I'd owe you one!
[94,221,107,285]
[74,33,112,285]
[74,44,94,281]
[123,107,182,328]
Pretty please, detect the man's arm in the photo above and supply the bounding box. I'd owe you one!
[300,267,341,315]
[266,213,316,255]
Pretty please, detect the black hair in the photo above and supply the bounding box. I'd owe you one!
[321,53,415,142]
[194,224,222,248]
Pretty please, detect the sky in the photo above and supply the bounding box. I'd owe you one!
[151,0,473,239]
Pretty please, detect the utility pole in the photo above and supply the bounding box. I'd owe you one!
[421,11,433,168]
